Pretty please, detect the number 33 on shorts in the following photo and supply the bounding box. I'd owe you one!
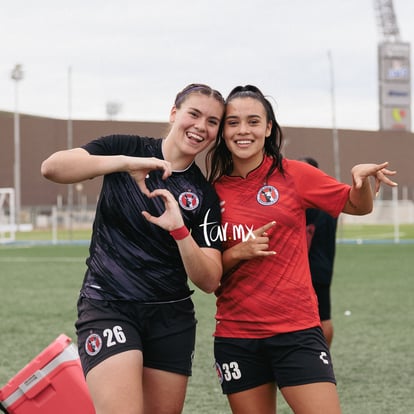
[215,361,242,384]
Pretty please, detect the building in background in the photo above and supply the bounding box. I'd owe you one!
[0,110,412,208]
[375,0,411,131]
[0,111,413,239]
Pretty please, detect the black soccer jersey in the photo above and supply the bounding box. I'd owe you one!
[79,135,222,302]
[306,208,338,286]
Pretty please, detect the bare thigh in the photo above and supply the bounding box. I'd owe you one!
[321,319,334,348]
[226,382,277,414]
[281,382,341,414]
[143,367,189,414]
[86,349,143,414]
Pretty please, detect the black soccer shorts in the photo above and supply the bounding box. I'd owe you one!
[76,296,196,377]
[214,327,336,394]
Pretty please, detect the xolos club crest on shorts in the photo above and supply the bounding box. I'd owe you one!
[85,332,103,356]
[215,362,224,385]
[178,191,200,211]
[257,185,279,206]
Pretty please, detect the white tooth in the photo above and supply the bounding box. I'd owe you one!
[188,132,203,142]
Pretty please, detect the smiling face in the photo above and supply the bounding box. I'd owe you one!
[223,97,272,177]
[168,93,224,161]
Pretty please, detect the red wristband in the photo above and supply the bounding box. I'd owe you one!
[169,225,189,241]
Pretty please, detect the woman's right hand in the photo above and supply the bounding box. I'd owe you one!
[222,221,276,275]
[230,221,277,261]
[128,157,172,196]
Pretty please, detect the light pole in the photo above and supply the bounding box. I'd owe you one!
[11,64,24,227]
[327,51,340,181]
[67,66,74,239]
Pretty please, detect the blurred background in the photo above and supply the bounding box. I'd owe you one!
[1,0,413,243]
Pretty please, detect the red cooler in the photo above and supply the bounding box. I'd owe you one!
[0,334,95,414]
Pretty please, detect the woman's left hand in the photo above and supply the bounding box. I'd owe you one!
[351,161,397,194]
[141,188,184,231]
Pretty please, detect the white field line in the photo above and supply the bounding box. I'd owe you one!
[0,257,84,263]
[348,232,406,239]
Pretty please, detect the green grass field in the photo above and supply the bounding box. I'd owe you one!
[0,240,413,413]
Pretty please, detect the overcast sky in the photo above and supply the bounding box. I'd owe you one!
[1,0,413,131]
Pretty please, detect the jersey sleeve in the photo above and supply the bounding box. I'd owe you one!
[81,135,148,156]
[290,160,350,218]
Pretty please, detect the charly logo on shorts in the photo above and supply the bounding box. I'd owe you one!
[215,362,224,385]
[178,191,200,211]
[257,185,279,206]
[85,333,103,356]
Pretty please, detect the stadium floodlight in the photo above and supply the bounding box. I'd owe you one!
[11,64,24,226]
[106,101,122,120]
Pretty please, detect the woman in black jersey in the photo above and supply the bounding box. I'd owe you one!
[41,84,225,414]
[301,157,338,348]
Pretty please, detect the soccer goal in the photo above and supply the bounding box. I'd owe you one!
[0,188,16,244]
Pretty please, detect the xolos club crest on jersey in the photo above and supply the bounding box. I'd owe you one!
[257,185,279,206]
[178,191,200,211]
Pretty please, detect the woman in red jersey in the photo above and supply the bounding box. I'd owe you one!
[41,84,225,414]
[207,85,397,414]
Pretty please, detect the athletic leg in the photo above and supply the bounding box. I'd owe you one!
[281,382,341,414]
[214,337,276,413]
[143,367,188,414]
[141,304,196,414]
[76,298,147,414]
[86,349,144,414]
[265,328,339,413]
[321,319,334,348]
[227,382,277,414]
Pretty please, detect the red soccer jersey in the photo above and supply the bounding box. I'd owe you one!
[213,157,350,338]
